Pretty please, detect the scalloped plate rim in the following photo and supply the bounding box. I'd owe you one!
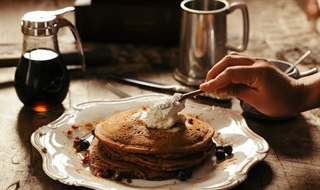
[31,94,269,190]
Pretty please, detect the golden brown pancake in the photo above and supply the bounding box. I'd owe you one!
[94,108,214,154]
[89,138,178,180]
[88,107,215,180]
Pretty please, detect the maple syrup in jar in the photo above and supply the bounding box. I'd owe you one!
[15,7,85,112]
[14,49,69,112]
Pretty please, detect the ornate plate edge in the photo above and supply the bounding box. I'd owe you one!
[30,94,269,189]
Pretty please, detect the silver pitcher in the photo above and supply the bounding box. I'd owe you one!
[174,0,249,86]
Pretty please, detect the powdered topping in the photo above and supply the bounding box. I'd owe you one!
[146,93,186,129]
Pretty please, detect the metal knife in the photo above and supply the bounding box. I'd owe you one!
[109,74,231,101]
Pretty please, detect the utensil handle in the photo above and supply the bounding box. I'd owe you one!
[299,68,318,78]
[110,75,175,90]
[284,50,311,74]
[180,89,203,101]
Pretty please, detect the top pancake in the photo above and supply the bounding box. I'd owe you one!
[94,108,215,154]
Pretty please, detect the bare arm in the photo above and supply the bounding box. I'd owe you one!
[297,72,320,113]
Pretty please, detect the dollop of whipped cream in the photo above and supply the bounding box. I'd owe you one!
[146,93,186,129]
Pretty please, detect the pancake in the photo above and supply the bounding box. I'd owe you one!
[99,139,215,171]
[94,108,214,154]
[89,138,178,180]
[88,107,216,180]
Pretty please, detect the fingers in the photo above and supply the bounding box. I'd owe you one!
[229,51,247,56]
[201,65,258,92]
[205,53,256,82]
[215,83,259,101]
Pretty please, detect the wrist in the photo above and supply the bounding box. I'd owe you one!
[296,73,320,113]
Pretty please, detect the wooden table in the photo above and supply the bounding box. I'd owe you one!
[1,0,320,190]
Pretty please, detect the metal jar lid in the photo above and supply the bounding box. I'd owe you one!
[21,11,59,36]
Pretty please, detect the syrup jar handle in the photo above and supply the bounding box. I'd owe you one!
[53,7,85,71]
[59,17,86,71]
[50,7,75,17]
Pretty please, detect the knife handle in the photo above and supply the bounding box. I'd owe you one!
[109,75,176,90]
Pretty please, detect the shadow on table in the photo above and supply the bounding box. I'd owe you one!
[235,113,320,189]
[243,113,316,159]
[232,161,273,190]
[15,105,78,190]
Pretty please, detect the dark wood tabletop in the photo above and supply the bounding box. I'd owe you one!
[1,0,320,190]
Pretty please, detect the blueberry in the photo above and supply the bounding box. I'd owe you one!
[223,145,233,155]
[215,146,224,151]
[178,170,188,181]
[185,168,193,178]
[113,171,123,181]
[215,149,226,160]
[78,138,84,144]
[79,138,90,151]
[102,169,114,178]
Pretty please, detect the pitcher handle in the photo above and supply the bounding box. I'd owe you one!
[227,2,249,52]
[59,18,86,71]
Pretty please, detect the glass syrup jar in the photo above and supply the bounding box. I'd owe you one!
[14,7,85,112]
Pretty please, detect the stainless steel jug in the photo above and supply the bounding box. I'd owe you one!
[14,7,85,112]
[174,0,249,86]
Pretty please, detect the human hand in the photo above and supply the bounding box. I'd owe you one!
[199,52,301,117]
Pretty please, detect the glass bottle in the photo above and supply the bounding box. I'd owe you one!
[14,7,85,112]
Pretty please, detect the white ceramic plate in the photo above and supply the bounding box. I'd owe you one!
[31,94,269,190]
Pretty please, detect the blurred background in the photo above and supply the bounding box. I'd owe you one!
[0,0,319,68]
[0,0,319,45]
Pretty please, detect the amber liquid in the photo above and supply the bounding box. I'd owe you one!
[14,49,69,112]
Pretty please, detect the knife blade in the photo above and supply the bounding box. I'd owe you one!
[109,74,231,101]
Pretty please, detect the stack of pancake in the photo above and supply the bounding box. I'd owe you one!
[88,107,215,180]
